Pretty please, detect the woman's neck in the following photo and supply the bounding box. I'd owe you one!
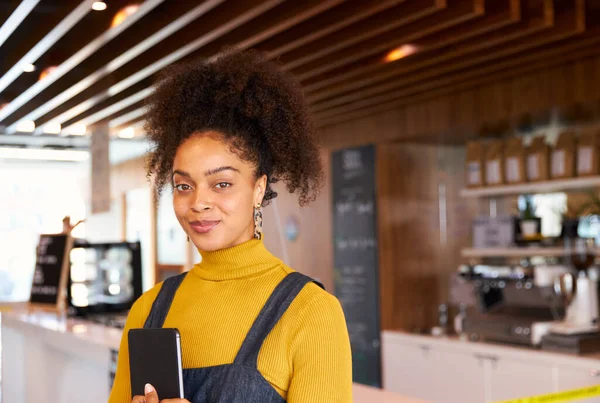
[192,238,281,281]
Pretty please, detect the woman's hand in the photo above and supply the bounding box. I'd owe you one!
[131,383,190,403]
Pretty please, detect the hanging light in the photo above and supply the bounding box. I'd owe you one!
[67,123,87,136]
[384,44,418,63]
[111,4,140,28]
[117,127,135,139]
[92,2,107,11]
[15,120,35,132]
[22,63,36,73]
[43,122,62,134]
[39,66,58,81]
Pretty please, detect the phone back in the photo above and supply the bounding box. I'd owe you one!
[128,328,184,399]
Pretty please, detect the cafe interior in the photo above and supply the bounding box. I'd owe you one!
[2,0,600,402]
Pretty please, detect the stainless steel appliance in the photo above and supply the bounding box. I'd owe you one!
[451,264,567,346]
[67,240,143,317]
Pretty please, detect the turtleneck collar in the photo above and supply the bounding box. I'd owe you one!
[192,238,282,281]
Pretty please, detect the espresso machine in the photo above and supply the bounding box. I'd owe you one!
[453,239,600,351]
[451,263,567,346]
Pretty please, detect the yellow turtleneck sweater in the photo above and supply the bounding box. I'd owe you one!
[108,239,352,402]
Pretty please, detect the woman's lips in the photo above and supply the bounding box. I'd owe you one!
[189,220,221,234]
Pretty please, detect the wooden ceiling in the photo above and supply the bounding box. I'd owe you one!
[0,0,598,145]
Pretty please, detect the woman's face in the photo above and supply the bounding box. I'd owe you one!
[172,132,266,252]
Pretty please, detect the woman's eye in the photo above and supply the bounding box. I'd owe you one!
[215,182,231,189]
[175,184,192,191]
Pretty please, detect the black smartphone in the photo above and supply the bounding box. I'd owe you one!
[128,328,184,399]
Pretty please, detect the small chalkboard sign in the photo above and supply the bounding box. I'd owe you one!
[332,144,381,387]
[30,234,74,310]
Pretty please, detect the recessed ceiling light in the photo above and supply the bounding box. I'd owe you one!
[67,123,87,136]
[23,63,36,73]
[118,127,135,139]
[43,122,62,134]
[92,2,107,11]
[15,120,35,132]
[111,4,140,28]
[39,66,58,81]
[384,44,418,63]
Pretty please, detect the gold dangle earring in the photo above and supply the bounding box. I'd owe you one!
[253,203,263,240]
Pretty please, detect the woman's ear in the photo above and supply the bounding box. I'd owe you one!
[254,175,268,205]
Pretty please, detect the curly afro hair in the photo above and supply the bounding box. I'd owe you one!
[144,49,324,207]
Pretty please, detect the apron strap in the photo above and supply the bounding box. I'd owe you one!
[234,272,324,368]
[143,272,188,329]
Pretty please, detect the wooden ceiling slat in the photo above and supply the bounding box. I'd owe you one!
[167,0,346,71]
[311,0,584,117]
[0,0,92,96]
[307,0,555,105]
[259,0,407,58]
[108,106,146,130]
[60,0,336,133]
[1,0,599,144]
[0,0,165,128]
[294,0,510,86]
[315,29,600,128]
[74,88,152,128]
[202,0,346,53]
[29,0,229,135]
[291,0,488,82]
[0,0,39,48]
[36,0,288,134]
[277,0,447,72]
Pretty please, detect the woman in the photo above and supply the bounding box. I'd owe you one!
[108,49,352,403]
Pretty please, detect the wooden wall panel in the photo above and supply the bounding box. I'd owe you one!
[377,142,476,331]
[319,54,600,148]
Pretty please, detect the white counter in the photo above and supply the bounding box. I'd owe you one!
[1,310,122,403]
[1,311,427,403]
[382,330,600,403]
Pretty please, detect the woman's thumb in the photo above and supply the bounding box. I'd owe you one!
[144,383,159,403]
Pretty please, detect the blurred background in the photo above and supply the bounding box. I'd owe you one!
[2,1,600,402]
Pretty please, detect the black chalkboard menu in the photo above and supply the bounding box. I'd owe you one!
[30,234,73,307]
[332,144,381,387]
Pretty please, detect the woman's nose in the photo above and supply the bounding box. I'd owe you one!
[191,190,213,212]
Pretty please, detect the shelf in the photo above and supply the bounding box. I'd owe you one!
[460,176,600,198]
[461,247,600,258]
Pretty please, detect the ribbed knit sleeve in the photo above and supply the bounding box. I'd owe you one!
[287,290,353,403]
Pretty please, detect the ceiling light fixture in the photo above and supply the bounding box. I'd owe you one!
[0,147,89,162]
[67,123,87,136]
[15,120,35,132]
[117,126,135,139]
[111,4,140,28]
[39,66,57,81]
[22,63,36,73]
[384,44,418,63]
[43,122,62,135]
[92,2,107,11]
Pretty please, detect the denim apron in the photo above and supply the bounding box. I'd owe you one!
[142,271,323,403]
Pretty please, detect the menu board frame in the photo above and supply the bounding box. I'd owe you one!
[332,144,382,387]
[29,233,74,312]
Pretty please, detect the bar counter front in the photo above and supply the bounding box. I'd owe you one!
[0,310,427,403]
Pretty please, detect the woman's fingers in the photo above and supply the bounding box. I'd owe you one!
[132,384,189,403]
[144,383,160,403]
